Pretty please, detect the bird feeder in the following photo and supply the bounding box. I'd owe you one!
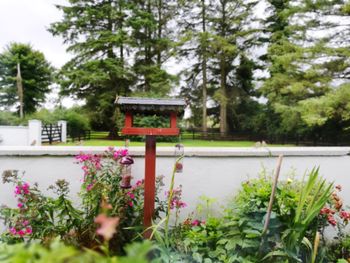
[174,144,184,173]
[115,96,186,238]
[119,155,134,189]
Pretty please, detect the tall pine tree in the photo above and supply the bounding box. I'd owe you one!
[50,0,133,132]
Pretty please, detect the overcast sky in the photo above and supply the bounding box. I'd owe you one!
[0,0,71,68]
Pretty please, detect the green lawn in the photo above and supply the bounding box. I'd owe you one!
[60,139,292,147]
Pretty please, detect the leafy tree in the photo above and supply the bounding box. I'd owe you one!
[0,43,53,115]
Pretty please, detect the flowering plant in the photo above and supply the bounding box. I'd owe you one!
[0,170,82,243]
[0,147,166,255]
[319,184,350,242]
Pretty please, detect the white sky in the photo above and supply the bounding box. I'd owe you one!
[0,0,71,68]
[0,0,81,108]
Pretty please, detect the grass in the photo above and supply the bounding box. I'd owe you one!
[57,131,294,147]
[59,138,293,147]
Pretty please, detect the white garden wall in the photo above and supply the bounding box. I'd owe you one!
[0,120,67,146]
[0,126,28,146]
[1,146,350,217]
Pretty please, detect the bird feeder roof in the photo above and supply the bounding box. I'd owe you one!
[115,96,186,113]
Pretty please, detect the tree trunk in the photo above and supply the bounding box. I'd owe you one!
[201,0,208,134]
[219,1,227,136]
[219,56,227,135]
[157,0,162,67]
[16,63,24,119]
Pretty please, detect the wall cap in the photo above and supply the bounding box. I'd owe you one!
[0,146,349,157]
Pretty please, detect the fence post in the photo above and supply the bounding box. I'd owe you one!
[57,120,67,143]
[28,120,42,146]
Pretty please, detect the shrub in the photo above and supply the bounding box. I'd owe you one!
[26,107,91,138]
[168,167,333,262]
[0,111,21,126]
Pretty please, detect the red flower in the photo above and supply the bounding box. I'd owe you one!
[340,210,350,221]
[327,215,337,226]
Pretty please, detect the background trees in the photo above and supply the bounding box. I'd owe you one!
[48,0,350,142]
[261,0,350,141]
[0,0,349,143]
[0,43,53,115]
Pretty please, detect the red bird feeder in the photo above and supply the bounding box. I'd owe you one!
[115,96,185,238]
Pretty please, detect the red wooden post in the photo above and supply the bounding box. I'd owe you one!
[143,135,156,238]
[125,111,133,127]
[170,112,177,128]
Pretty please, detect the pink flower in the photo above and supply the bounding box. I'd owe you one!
[113,148,129,160]
[17,230,26,237]
[9,227,17,235]
[25,227,32,234]
[95,214,120,241]
[17,203,24,208]
[86,183,94,191]
[192,219,200,226]
[128,201,133,207]
[14,186,21,195]
[127,192,135,199]
[22,220,29,226]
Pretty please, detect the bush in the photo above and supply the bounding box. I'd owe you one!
[168,167,334,262]
[0,111,21,126]
[26,107,91,138]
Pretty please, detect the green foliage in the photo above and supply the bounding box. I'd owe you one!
[0,238,153,263]
[0,111,21,125]
[261,0,350,139]
[166,167,334,262]
[26,107,91,137]
[0,43,53,114]
[327,234,350,262]
[299,83,350,129]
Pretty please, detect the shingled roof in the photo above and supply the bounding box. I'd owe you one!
[115,96,186,113]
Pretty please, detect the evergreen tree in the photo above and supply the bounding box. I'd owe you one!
[129,0,177,96]
[0,43,53,115]
[209,0,259,134]
[261,0,350,138]
[50,0,133,132]
[178,0,212,133]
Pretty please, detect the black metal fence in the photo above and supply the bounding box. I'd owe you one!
[41,124,62,144]
[68,130,91,142]
[180,129,350,146]
[63,127,350,146]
